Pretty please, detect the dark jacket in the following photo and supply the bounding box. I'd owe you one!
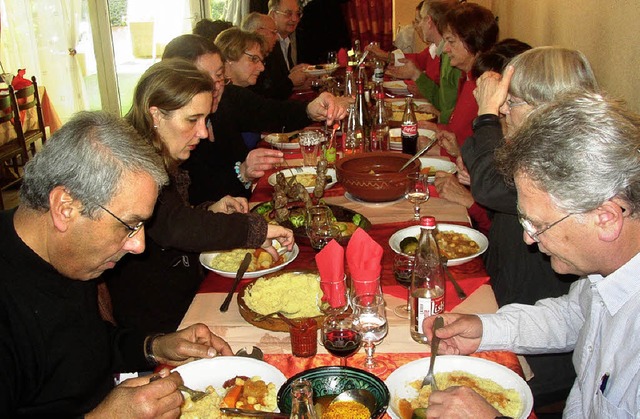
[0,209,148,417]
[250,42,295,101]
[105,170,267,334]
[183,84,312,206]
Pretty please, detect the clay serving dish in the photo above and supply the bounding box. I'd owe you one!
[335,152,420,202]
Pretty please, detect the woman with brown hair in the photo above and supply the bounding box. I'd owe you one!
[105,58,294,334]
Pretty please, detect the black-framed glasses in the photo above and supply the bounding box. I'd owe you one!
[517,206,572,243]
[274,9,303,19]
[243,51,265,65]
[98,204,144,238]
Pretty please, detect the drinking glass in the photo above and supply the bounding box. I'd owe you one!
[327,51,337,66]
[309,223,340,251]
[352,294,388,374]
[393,254,415,318]
[299,130,323,166]
[318,275,349,315]
[405,172,429,220]
[305,205,331,235]
[321,313,361,366]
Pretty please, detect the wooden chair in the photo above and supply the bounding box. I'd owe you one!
[0,91,29,210]
[12,76,47,158]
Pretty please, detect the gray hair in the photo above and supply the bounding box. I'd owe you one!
[241,12,265,32]
[496,92,640,217]
[509,46,599,106]
[20,111,168,217]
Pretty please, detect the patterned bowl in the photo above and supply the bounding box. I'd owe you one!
[335,152,420,202]
[277,366,390,418]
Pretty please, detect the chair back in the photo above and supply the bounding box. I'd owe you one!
[0,90,29,210]
[11,76,47,155]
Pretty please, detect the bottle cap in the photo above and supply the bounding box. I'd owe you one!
[419,216,436,227]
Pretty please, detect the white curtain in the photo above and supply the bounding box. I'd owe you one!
[0,0,87,121]
[222,0,249,26]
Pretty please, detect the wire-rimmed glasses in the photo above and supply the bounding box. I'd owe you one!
[97,204,143,238]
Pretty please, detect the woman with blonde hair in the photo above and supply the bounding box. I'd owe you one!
[216,27,267,87]
[105,58,293,334]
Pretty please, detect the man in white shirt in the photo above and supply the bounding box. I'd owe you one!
[423,92,640,418]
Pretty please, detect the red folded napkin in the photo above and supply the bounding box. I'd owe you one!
[347,228,383,296]
[315,239,347,308]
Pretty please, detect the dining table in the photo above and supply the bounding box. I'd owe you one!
[178,133,536,418]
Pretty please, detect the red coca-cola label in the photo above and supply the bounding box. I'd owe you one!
[401,123,418,136]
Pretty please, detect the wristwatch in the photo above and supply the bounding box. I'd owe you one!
[472,114,500,130]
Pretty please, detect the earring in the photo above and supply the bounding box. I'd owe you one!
[153,124,158,129]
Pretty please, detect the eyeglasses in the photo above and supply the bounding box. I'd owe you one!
[243,51,265,65]
[212,72,231,86]
[98,204,144,238]
[274,9,303,19]
[517,206,572,243]
[506,97,528,109]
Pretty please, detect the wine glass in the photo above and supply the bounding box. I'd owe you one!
[321,313,361,366]
[405,172,429,221]
[352,294,388,374]
[393,254,415,318]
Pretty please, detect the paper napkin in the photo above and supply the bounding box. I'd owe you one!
[315,239,347,308]
[346,228,383,296]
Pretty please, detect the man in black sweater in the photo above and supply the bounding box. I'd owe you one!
[0,111,232,417]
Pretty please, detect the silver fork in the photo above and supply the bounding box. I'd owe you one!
[150,375,208,402]
[421,316,444,390]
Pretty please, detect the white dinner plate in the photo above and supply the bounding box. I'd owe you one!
[264,132,300,150]
[385,355,533,419]
[419,157,457,183]
[267,167,337,193]
[303,63,339,76]
[386,98,430,112]
[383,80,410,95]
[174,356,287,395]
[200,244,299,279]
[388,128,436,151]
[388,223,488,266]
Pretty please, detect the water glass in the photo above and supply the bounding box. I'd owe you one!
[289,318,318,357]
[327,51,337,65]
[305,205,331,235]
[352,294,388,374]
[299,131,323,166]
[309,223,340,251]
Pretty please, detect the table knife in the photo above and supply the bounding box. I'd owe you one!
[399,136,438,172]
[220,252,252,312]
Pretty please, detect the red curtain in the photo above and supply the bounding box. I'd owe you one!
[342,0,394,51]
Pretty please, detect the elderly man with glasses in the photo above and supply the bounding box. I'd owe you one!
[421,92,640,418]
[250,0,311,100]
[0,111,234,417]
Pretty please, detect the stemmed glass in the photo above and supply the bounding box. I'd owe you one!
[321,313,362,367]
[393,254,415,318]
[352,294,388,374]
[405,172,429,221]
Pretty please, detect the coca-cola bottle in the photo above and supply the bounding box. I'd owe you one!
[401,97,418,155]
[343,103,364,155]
[410,216,445,344]
[354,78,371,151]
[371,90,389,151]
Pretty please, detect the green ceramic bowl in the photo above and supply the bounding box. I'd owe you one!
[277,366,390,418]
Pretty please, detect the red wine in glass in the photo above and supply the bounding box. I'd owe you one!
[393,254,415,318]
[321,315,361,366]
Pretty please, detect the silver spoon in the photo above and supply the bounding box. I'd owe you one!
[421,316,444,390]
[330,389,377,415]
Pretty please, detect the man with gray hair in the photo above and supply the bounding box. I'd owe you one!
[0,111,233,417]
[241,12,279,54]
[422,92,640,418]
